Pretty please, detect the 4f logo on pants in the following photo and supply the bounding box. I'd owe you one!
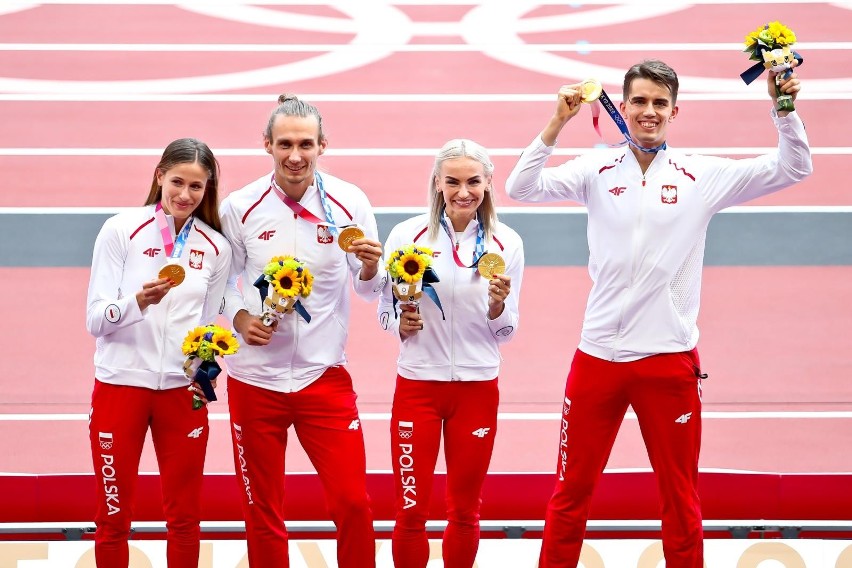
[187,427,204,438]
[348,420,360,430]
[675,412,693,424]
[471,427,490,438]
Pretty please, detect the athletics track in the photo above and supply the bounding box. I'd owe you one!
[0,2,851,566]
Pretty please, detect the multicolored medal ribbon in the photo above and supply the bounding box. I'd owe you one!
[253,255,313,325]
[581,78,666,154]
[154,203,193,285]
[270,172,340,236]
[741,21,803,112]
[439,211,505,279]
[439,210,486,270]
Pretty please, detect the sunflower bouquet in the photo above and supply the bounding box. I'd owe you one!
[181,324,239,410]
[386,244,445,318]
[253,255,313,325]
[741,21,801,111]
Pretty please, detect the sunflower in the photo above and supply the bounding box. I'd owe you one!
[387,245,432,283]
[209,329,240,357]
[397,252,428,283]
[182,324,240,361]
[744,21,796,53]
[300,266,314,297]
[271,266,302,298]
[181,326,208,356]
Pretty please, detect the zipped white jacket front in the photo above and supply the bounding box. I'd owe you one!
[86,206,232,389]
[220,172,385,393]
[378,213,524,381]
[506,109,812,362]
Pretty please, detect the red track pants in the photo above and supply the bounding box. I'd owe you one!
[390,375,499,568]
[88,380,209,568]
[227,367,375,568]
[539,349,704,568]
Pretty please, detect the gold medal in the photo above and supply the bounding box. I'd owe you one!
[159,263,186,286]
[338,225,365,251]
[477,253,506,280]
[580,78,603,103]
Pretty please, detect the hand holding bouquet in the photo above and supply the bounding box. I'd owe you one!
[254,255,313,325]
[386,244,445,319]
[741,21,802,111]
[181,324,239,410]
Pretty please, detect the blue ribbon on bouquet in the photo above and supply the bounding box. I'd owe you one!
[740,49,803,84]
[392,266,446,321]
[192,360,220,402]
[254,275,312,323]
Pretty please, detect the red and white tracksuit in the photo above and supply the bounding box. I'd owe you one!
[219,171,385,567]
[506,108,812,567]
[86,207,231,567]
[378,213,524,567]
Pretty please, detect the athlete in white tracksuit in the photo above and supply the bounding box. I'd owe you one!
[506,60,812,568]
[86,138,231,568]
[218,95,385,568]
[378,139,524,568]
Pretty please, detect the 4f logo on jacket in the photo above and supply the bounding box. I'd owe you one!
[143,248,161,257]
[258,230,276,240]
[661,185,678,204]
[609,186,627,196]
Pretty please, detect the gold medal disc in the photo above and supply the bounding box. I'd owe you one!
[338,226,365,251]
[580,78,603,104]
[159,263,186,286]
[477,253,506,280]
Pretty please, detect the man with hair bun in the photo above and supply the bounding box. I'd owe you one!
[219,94,385,567]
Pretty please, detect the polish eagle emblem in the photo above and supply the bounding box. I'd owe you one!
[661,185,678,204]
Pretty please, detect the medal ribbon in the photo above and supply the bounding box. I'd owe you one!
[590,89,666,154]
[155,203,194,260]
[271,172,339,235]
[439,209,485,270]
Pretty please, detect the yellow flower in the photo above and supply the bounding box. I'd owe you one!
[395,252,428,283]
[272,266,301,298]
[301,268,314,297]
[181,327,207,355]
[209,330,239,356]
[745,21,796,49]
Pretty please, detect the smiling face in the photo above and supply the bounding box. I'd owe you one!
[620,77,678,150]
[156,161,208,229]
[264,113,327,198]
[435,156,491,231]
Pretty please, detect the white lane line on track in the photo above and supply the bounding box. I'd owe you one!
[1,93,850,102]
[4,206,852,215]
[2,411,851,421]
[15,0,839,4]
[0,147,849,157]
[2,42,849,52]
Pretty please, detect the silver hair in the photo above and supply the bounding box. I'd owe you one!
[427,138,498,241]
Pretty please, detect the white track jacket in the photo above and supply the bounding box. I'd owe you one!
[86,206,232,389]
[378,214,524,381]
[506,109,812,362]
[220,172,385,393]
